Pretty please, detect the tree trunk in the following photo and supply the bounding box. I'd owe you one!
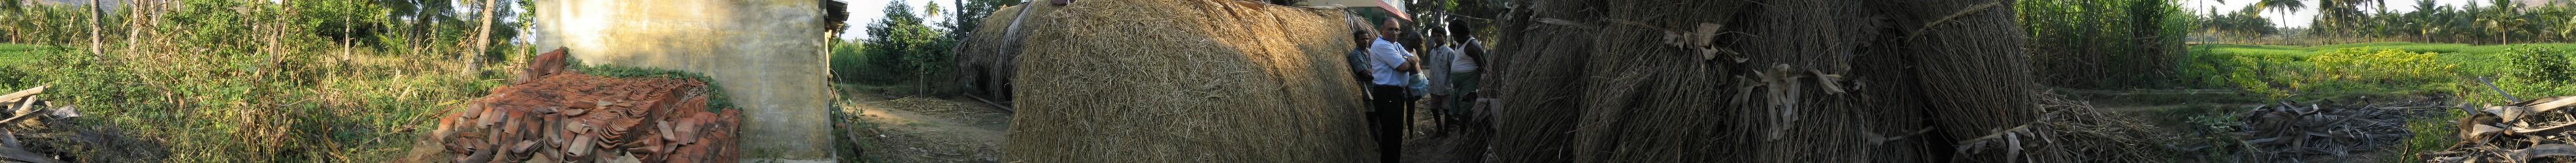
[1484,0,2044,162]
[87,0,102,63]
[469,0,497,77]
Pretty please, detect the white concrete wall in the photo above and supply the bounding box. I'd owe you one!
[535,0,835,161]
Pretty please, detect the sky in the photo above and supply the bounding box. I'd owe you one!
[2184,0,2487,28]
[845,0,962,41]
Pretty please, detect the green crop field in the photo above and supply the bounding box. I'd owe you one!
[0,44,59,67]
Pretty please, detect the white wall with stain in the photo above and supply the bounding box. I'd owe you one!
[536,0,835,161]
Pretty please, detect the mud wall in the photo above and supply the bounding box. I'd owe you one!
[533,0,835,161]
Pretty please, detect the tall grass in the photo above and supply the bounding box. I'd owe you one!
[1,1,514,162]
[2016,0,2194,89]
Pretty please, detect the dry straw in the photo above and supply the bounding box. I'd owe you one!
[953,3,1062,101]
[1001,0,1372,162]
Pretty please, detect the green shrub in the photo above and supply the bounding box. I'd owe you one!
[0,0,509,162]
[2469,46,2576,103]
[2396,109,2462,163]
[2503,46,2576,84]
[2311,48,2454,85]
[2202,48,2458,100]
[832,42,907,84]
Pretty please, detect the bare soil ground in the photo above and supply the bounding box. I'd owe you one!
[2076,89,2433,163]
[835,90,1011,163]
[1402,100,1488,163]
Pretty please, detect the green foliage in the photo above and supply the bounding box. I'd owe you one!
[2199,5,2278,38]
[2503,46,2575,84]
[944,0,1016,38]
[2016,0,2194,89]
[2227,0,2576,44]
[830,41,889,83]
[856,0,965,96]
[2187,45,2459,100]
[2479,46,2576,104]
[2310,48,2454,85]
[2397,109,2463,163]
[0,44,59,67]
[2183,42,2576,104]
[0,0,530,162]
[1,3,103,44]
[2154,104,2250,162]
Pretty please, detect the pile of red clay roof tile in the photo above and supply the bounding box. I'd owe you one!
[433,48,741,162]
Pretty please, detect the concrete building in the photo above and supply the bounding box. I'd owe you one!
[534,0,837,162]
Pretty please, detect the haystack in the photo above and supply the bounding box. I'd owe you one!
[1003,0,1372,162]
[953,3,1062,103]
[1478,0,2166,162]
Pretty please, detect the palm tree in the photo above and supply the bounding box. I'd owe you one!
[2258,0,2307,38]
[2484,0,2518,44]
[2415,0,2441,42]
[2315,0,2381,37]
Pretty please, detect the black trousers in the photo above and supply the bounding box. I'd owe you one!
[1367,85,1412,162]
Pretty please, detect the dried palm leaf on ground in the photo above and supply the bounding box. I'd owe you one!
[2227,102,2417,162]
[2427,96,2576,162]
[1952,91,2178,163]
[0,85,66,163]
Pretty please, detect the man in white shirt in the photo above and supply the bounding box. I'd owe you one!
[1364,18,1420,163]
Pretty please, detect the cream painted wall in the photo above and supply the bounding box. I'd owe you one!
[535,0,836,161]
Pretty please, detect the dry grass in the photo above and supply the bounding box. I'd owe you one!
[1001,0,1372,162]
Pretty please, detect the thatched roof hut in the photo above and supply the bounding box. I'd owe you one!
[1001,0,1373,162]
[953,3,1061,104]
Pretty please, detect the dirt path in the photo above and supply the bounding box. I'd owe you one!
[1402,100,1492,162]
[837,92,1012,162]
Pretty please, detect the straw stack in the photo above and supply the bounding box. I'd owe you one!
[1003,0,1373,162]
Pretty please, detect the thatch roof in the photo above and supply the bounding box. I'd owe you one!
[953,3,1061,103]
[1001,0,1373,162]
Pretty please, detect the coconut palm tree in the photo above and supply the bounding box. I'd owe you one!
[2315,0,2381,37]
[2415,0,2441,41]
[2484,0,2520,44]
[2258,0,2307,38]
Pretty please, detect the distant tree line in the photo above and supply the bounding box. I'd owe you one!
[2205,0,2576,44]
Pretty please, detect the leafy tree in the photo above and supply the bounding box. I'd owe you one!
[860,0,954,87]
[2313,0,2382,37]
[943,0,1018,40]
